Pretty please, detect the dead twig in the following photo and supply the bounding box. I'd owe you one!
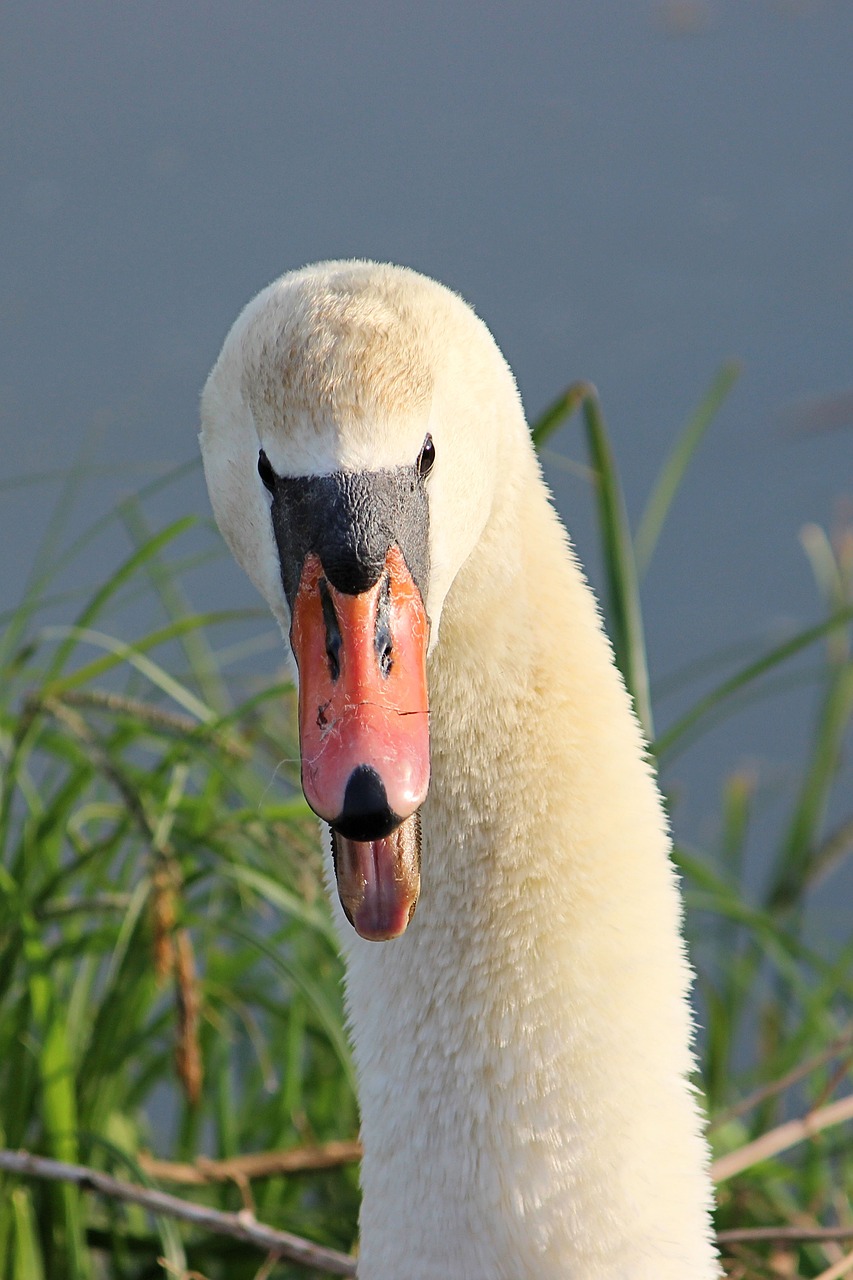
[0,1148,356,1276]
[718,1226,853,1246]
[7,1142,853,1268]
[51,687,250,758]
[712,1093,853,1183]
[138,1140,363,1186]
[814,1248,853,1280]
[710,1022,853,1132]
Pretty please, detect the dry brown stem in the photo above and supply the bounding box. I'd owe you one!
[712,1092,853,1183]
[718,1226,853,1246]
[814,1248,853,1280]
[710,1022,853,1132]
[138,1139,363,1185]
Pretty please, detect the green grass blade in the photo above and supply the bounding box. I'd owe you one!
[222,863,340,947]
[530,381,656,733]
[0,460,199,671]
[634,361,741,576]
[22,919,92,1279]
[3,430,103,670]
[119,496,229,712]
[41,614,245,715]
[766,662,853,913]
[229,923,356,1096]
[44,517,196,682]
[530,383,589,448]
[578,385,654,739]
[654,606,853,760]
[719,769,755,879]
[11,1187,46,1280]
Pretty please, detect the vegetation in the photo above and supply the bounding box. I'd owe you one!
[1,376,851,1278]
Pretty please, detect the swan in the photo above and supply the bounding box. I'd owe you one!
[199,260,719,1279]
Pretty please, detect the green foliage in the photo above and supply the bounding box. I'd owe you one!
[0,491,358,1278]
[1,378,851,1278]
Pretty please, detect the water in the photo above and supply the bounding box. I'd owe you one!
[1,1,851,925]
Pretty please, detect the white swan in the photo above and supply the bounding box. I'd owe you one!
[200,260,719,1279]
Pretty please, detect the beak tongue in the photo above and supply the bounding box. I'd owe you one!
[332,813,421,941]
[289,545,430,939]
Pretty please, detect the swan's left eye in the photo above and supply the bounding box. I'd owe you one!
[258,449,277,493]
[416,434,435,479]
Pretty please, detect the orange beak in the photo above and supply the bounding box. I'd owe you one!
[289,545,430,939]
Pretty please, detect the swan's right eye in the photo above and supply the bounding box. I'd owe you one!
[416,434,435,479]
[258,449,277,493]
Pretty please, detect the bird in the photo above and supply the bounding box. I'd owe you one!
[199,259,719,1279]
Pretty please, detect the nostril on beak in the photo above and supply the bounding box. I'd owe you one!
[317,578,342,680]
[333,764,400,841]
[374,571,394,678]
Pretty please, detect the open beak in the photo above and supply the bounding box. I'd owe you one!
[289,544,430,940]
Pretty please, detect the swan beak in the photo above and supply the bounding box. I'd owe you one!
[289,544,430,940]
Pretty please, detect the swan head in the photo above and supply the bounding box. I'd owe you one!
[200,260,522,939]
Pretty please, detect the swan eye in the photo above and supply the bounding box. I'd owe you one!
[416,434,435,479]
[257,449,277,493]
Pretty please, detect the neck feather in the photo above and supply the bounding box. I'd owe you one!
[333,462,718,1279]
